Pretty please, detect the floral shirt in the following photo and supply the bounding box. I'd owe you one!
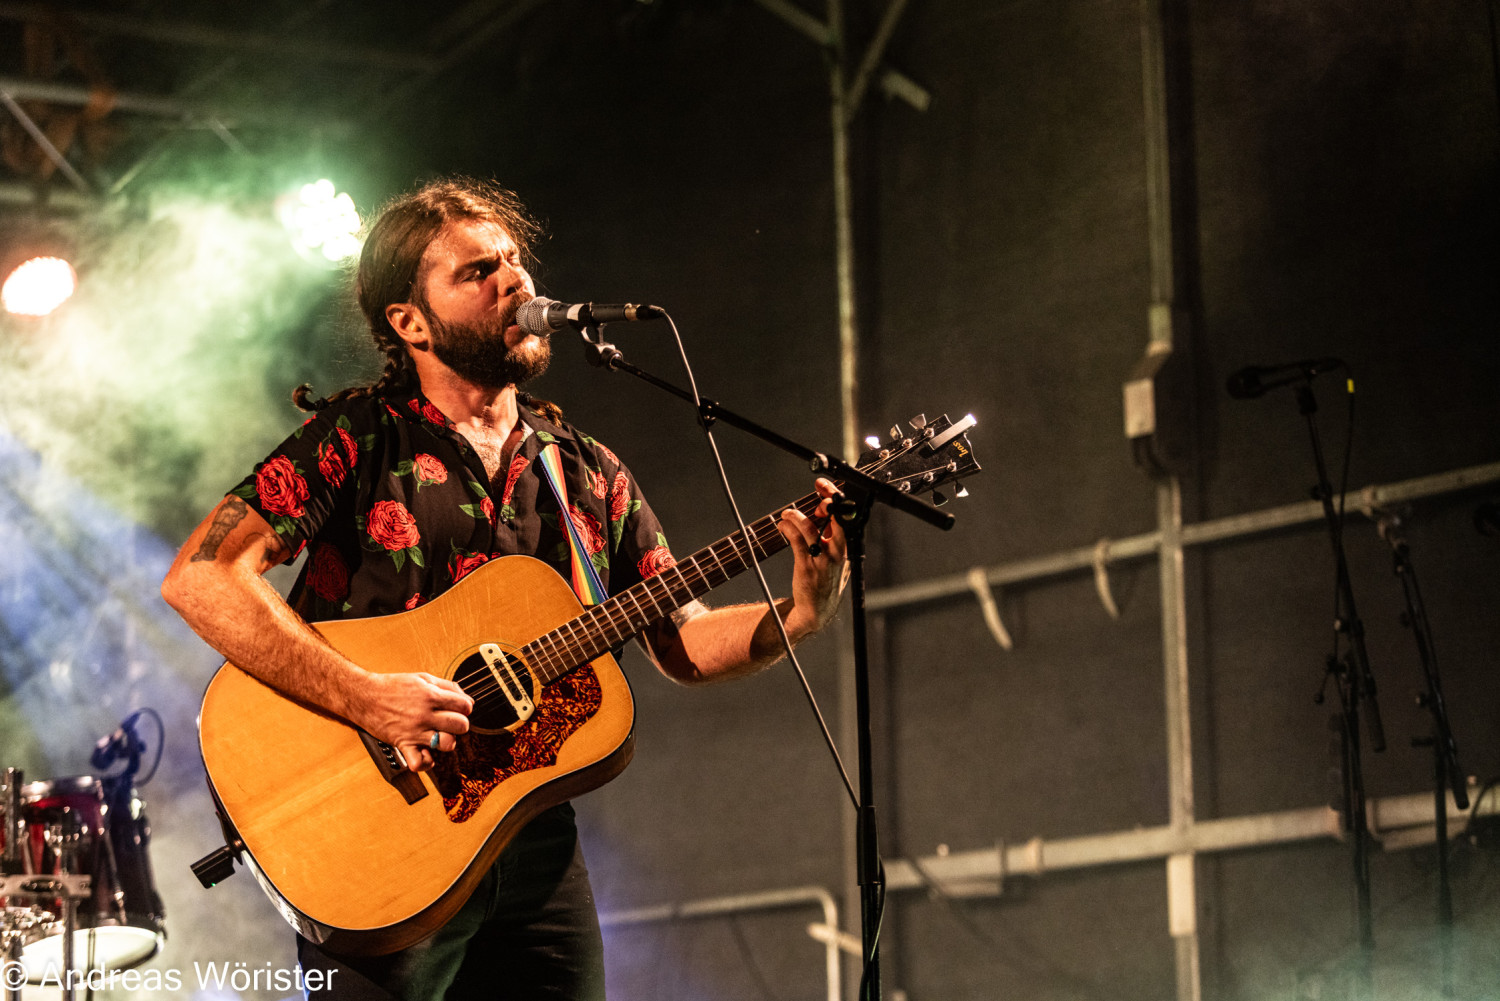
[230,391,677,621]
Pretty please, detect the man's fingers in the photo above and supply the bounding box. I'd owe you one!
[400,742,435,773]
[780,508,820,550]
[432,709,471,736]
[424,676,475,715]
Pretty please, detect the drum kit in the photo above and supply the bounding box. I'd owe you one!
[1,711,165,999]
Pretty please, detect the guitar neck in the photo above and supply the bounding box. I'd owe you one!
[522,492,822,684]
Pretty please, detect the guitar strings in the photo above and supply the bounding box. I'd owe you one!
[449,429,947,710]
[452,510,794,707]
[450,494,820,710]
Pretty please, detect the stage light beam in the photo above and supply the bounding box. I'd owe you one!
[3,256,78,316]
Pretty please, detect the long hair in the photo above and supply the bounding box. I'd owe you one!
[293,177,544,412]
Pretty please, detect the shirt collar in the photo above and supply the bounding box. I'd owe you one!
[516,401,573,441]
[387,388,573,441]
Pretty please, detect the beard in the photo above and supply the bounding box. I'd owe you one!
[426,306,551,389]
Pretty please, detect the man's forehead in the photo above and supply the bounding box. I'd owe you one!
[422,219,518,269]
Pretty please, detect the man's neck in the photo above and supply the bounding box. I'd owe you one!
[419,371,521,437]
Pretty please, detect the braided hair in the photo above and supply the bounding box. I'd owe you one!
[294,177,544,413]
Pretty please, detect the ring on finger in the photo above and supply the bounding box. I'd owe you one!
[428,730,442,752]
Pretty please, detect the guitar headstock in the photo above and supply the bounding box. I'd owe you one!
[856,413,981,507]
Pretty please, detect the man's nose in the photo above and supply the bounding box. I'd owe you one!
[500,266,532,298]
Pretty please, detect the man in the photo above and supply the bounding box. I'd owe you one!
[160,177,848,999]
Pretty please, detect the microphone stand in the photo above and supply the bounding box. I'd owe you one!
[577,327,955,1000]
[1375,513,1467,999]
[1295,383,1384,1001]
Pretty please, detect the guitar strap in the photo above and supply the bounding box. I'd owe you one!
[536,442,609,607]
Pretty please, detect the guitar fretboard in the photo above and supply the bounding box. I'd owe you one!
[510,491,823,692]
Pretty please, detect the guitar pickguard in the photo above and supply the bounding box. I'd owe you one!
[431,664,603,823]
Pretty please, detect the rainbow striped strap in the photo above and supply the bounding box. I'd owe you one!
[537,442,608,607]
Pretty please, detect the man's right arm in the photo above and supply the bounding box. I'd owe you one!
[160,496,471,772]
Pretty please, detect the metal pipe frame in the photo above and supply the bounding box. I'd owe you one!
[0,75,345,130]
[0,88,91,192]
[866,460,1500,612]
[599,885,843,1001]
[880,779,1497,893]
[591,781,1493,999]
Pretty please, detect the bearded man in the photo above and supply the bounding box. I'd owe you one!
[161,177,848,999]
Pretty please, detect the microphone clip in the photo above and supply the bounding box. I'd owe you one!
[578,325,623,370]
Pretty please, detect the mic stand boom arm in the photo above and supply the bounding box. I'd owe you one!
[579,329,955,531]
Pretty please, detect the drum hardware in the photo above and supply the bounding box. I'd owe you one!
[4,769,90,1001]
[1,710,168,998]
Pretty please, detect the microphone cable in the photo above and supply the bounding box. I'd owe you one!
[654,309,859,811]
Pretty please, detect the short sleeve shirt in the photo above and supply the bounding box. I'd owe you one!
[230,391,677,620]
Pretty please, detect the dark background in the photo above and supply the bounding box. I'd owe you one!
[2,1,1497,999]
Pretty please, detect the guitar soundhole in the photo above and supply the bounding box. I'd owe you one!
[452,650,536,734]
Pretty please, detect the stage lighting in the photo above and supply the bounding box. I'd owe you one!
[277,179,362,265]
[2,256,77,316]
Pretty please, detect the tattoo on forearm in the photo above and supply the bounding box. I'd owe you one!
[190,497,250,563]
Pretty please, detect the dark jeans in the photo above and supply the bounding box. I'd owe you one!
[297,803,606,1000]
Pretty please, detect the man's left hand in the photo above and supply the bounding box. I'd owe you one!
[776,477,851,640]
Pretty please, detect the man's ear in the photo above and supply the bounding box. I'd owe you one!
[386,302,429,349]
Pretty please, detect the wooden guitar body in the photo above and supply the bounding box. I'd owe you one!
[198,556,634,956]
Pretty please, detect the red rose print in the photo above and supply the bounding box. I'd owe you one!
[588,468,607,499]
[367,500,421,551]
[480,497,495,522]
[501,454,530,505]
[608,472,630,522]
[317,441,347,488]
[336,426,358,467]
[597,443,619,467]
[256,456,310,518]
[414,453,447,484]
[405,593,424,610]
[637,545,676,580]
[307,543,349,602]
[568,506,606,555]
[406,397,448,426]
[449,551,489,583]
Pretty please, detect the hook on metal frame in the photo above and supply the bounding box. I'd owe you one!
[965,567,1012,651]
[1092,538,1121,621]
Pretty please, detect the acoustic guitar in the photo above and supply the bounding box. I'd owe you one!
[197,414,979,955]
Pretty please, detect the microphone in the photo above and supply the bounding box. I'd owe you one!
[91,711,143,770]
[1226,357,1344,399]
[516,297,663,336]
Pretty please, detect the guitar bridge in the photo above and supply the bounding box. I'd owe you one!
[479,644,535,723]
[358,730,428,805]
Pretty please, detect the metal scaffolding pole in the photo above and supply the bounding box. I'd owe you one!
[865,460,1500,612]
[600,886,843,1001]
[0,75,346,130]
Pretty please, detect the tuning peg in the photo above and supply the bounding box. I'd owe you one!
[932,490,949,506]
[909,414,927,430]
[956,486,970,499]
[888,424,902,442]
